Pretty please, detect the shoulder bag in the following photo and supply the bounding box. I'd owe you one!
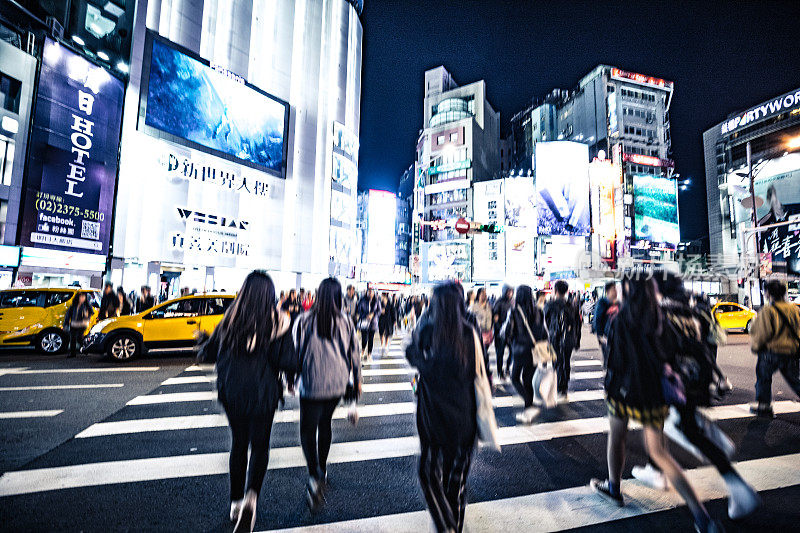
[518,307,556,365]
[472,327,500,451]
[772,304,800,359]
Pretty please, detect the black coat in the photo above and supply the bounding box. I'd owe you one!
[99,292,119,319]
[504,305,548,361]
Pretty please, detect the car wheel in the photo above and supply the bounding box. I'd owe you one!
[37,330,66,354]
[745,320,752,334]
[108,334,141,361]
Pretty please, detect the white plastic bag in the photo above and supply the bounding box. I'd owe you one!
[473,330,501,451]
[664,407,734,462]
[533,363,557,409]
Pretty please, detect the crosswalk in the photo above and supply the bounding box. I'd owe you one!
[1,333,800,531]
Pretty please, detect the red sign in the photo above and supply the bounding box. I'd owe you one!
[455,217,470,235]
[622,153,675,168]
[610,68,673,90]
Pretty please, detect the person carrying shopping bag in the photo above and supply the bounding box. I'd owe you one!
[293,277,361,512]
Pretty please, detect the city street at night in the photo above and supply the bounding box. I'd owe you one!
[1,330,800,531]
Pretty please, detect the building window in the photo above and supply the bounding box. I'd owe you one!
[0,73,21,114]
[437,135,445,145]
[0,200,6,243]
[0,138,13,186]
[450,132,458,142]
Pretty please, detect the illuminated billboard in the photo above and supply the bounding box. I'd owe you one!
[589,159,617,261]
[19,38,123,256]
[633,174,679,246]
[140,33,289,177]
[504,177,537,229]
[473,180,505,281]
[367,190,397,265]
[424,241,471,282]
[535,141,590,236]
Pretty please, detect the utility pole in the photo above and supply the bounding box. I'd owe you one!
[746,141,762,305]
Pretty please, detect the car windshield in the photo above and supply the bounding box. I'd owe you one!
[0,291,42,308]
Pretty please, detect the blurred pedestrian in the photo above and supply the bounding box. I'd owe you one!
[406,282,480,533]
[503,285,548,423]
[98,282,119,319]
[293,278,361,511]
[343,285,358,324]
[750,279,800,418]
[492,285,514,379]
[545,280,581,401]
[65,292,92,358]
[470,288,493,372]
[591,277,720,532]
[117,287,132,316]
[378,293,395,353]
[593,281,619,365]
[356,288,380,360]
[198,271,295,532]
[135,285,155,313]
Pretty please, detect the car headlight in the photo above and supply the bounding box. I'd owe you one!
[89,319,113,335]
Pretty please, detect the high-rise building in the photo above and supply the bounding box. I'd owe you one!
[414,66,500,283]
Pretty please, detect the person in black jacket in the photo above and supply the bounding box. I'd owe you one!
[116,287,132,316]
[135,285,156,314]
[593,281,618,364]
[406,282,478,533]
[65,292,92,357]
[98,282,118,319]
[503,285,548,424]
[545,280,581,399]
[492,285,514,379]
[198,271,294,533]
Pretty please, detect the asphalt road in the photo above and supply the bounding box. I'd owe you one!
[0,329,799,532]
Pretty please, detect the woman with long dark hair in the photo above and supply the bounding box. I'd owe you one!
[198,271,294,533]
[293,277,361,511]
[356,288,381,360]
[503,285,548,424]
[591,277,719,532]
[406,282,480,533]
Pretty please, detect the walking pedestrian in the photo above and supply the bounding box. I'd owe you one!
[503,285,548,423]
[492,285,515,379]
[198,271,295,532]
[343,285,358,324]
[64,292,92,358]
[593,281,619,364]
[378,293,394,353]
[470,288,494,372]
[293,277,361,511]
[590,277,721,532]
[116,287,132,316]
[406,282,480,533]
[356,288,380,360]
[135,285,155,313]
[750,279,800,417]
[98,282,119,319]
[545,280,580,401]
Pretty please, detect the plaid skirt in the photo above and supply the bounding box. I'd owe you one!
[606,396,669,429]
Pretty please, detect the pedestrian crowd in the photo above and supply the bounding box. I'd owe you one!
[183,270,800,533]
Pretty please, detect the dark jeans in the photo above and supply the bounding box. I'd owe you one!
[300,398,340,480]
[419,442,473,533]
[68,329,84,357]
[361,330,375,354]
[554,343,574,394]
[225,409,275,501]
[675,404,732,475]
[755,351,800,405]
[511,351,535,408]
[494,334,509,375]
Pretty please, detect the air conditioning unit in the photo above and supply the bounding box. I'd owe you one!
[46,17,64,39]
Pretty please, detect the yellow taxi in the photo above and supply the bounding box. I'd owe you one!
[82,293,234,361]
[0,288,100,353]
[712,301,758,333]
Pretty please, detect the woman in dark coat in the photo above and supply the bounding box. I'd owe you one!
[406,282,478,533]
[199,271,294,533]
[378,293,395,354]
[355,288,381,359]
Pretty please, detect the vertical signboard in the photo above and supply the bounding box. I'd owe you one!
[366,190,397,265]
[330,122,359,275]
[535,141,590,236]
[472,180,505,281]
[20,38,124,256]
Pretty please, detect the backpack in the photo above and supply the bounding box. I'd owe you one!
[549,301,575,350]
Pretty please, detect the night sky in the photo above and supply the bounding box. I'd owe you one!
[357,0,800,242]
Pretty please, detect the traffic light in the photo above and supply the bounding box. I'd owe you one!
[479,223,503,233]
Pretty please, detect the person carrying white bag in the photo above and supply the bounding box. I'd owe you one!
[406,282,498,533]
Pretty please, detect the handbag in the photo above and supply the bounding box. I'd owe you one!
[481,329,494,346]
[472,328,500,451]
[661,363,687,405]
[518,307,555,365]
[532,363,557,408]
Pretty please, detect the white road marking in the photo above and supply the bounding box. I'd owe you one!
[362,368,415,376]
[572,359,602,367]
[263,452,800,532]
[0,410,63,419]
[0,384,124,391]
[0,367,27,377]
[161,376,212,385]
[6,367,160,374]
[362,382,411,393]
[77,391,609,438]
[4,401,797,496]
[184,365,214,372]
[127,391,217,405]
[362,360,409,367]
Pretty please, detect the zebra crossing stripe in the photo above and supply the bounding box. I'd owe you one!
[2,400,797,497]
[5,367,160,374]
[263,452,800,532]
[0,410,63,419]
[76,390,609,438]
[0,384,125,391]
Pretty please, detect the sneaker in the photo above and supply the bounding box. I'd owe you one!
[590,478,624,507]
[515,406,540,424]
[233,489,257,532]
[531,396,543,407]
[632,464,668,491]
[557,393,569,404]
[306,477,324,513]
[724,473,760,520]
[229,499,243,523]
[749,403,774,418]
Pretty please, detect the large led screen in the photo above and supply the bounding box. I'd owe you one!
[504,177,537,229]
[367,190,397,265]
[141,33,288,176]
[633,174,679,246]
[19,38,123,256]
[535,141,590,236]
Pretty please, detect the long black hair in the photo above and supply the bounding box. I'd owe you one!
[217,270,276,355]
[313,277,342,341]
[430,282,470,368]
[516,284,541,325]
[620,277,661,334]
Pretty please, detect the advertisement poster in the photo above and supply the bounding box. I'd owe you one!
[19,38,123,256]
[142,34,288,176]
[366,190,397,265]
[504,177,537,229]
[632,174,679,246]
[505,226,535,278]
[473,180,506,281]
[424,241,471,282]
[535,141,590,236]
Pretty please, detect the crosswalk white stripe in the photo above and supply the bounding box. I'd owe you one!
[0,367,27,377]
[3,400,797,496]
[0,410,63,419]
[0,384,124,391]
[162,376,212,385]
[184,365,214,372]
[362,360,409,367]
[362,382,411,392]
[264,452,800,533]
[572,359,601,367]
[76,390,609,438]
[127,391,217,405]
[362,368,414,376]
[5,367,160,374]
